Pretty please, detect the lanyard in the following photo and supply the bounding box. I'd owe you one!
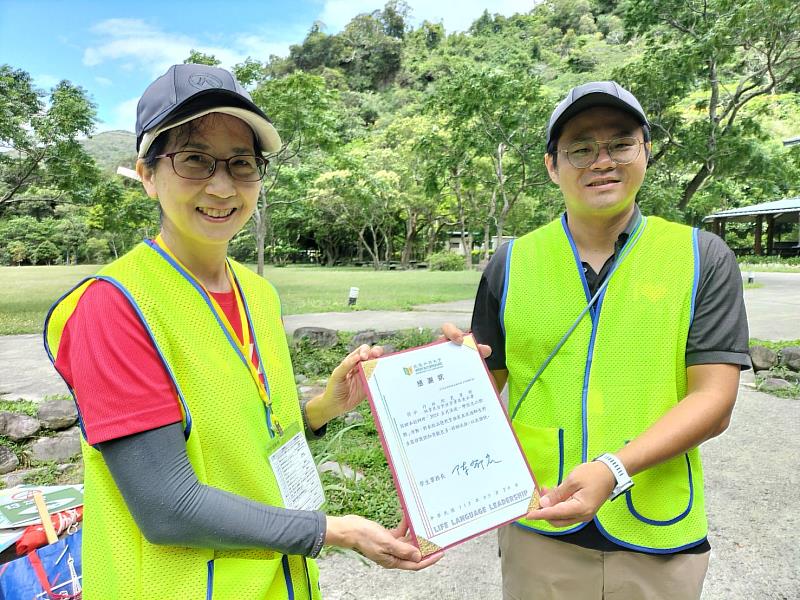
[153,235,282,435]
[509,217,647,421]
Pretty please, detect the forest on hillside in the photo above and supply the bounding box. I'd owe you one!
[2,0,799,269]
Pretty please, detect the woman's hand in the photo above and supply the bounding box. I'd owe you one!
[304,344,383,431]
[325,515,443,570]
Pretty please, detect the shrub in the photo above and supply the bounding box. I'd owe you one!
[428,251,466,271]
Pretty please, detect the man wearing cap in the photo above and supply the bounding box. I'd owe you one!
[445,81,749,598]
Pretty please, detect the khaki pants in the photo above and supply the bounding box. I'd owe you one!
[499,525,710,600]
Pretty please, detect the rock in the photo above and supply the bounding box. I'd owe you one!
[0,446,19,475]
[1,412,41,441]
[27,427,81,462]
[344,411,364,426]
[293,327,338,349]
[37,400,78,430]
[294,374,308,384]
[318,460,364,482]
[749,346,778,371]
[759,378,792,393]
[350,330,379,350]
[381,344,397,355]
[779,346,800,371]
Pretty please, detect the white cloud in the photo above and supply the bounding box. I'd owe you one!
[83,18,297,78]
[97,96,140,134]
[319,0,536,33]
[95,76,113,86]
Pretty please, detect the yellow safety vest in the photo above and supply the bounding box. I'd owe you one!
[504,215,707,553]
[45,241,322,599]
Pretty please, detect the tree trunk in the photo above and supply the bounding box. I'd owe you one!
[679,164,711,211]
[401,212,418,267]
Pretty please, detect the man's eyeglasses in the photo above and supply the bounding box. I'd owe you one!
[155,151,267,182]
[559,137,644,169]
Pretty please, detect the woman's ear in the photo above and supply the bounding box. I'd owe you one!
[136,159,158,199]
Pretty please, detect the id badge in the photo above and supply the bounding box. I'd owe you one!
[266,422,325,511]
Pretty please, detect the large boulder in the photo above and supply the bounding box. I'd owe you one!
[27,427,81,462]
[749,345,778,372]
[37,399,78,430]
[0,446,19,475]
[350,330,379,350]
[780,346,800,371]
[759,378,792,393]
[0,412,41,441]
[293,327,338,349]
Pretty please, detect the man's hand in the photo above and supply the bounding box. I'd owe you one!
[526,461,616,528]
[305,344,383,430]
[440,323,492,359]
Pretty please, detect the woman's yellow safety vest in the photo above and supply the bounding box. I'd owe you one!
[44,241,322,599]
[504,215,707,553]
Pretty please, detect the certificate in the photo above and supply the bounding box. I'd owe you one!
[360,335,539,556]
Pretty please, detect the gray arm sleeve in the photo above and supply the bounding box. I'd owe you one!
[97,422,327,557]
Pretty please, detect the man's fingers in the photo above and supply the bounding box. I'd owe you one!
[388,552,444,571]
[527,496,585,521]
[477,343,492,358]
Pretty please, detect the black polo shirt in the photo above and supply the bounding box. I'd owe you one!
[471,206,751,554]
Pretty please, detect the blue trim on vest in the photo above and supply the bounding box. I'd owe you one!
[95,275,194,441]
[512,520,587,536]
[42,278,94,445]
[500,239,515,337]
[689,228,700,326]
[592,515,707,554]
[282,555,295,600]
[557,428,565,485]
[625,453,694,526]
[206,560,214,600]
[145,240,273,435]
[303,557,314,599]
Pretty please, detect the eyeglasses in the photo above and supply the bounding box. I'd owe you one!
[155,151,267,182]
[559,137,644,169]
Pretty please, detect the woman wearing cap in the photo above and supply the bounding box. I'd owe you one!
[44,64,437,599]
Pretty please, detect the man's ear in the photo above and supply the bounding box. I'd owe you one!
[136,159,158,199]
[544,152,559,185]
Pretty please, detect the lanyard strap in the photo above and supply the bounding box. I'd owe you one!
[153,236,280,432]
[509,217,647,421]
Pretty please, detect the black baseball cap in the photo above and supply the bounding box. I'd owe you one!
[546,81,648,148]
[136,64,281,158]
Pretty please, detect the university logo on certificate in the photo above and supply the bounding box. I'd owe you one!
[360,335,539,556]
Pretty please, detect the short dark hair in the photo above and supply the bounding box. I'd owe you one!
[140,114,264,172]
[547,123,651,168]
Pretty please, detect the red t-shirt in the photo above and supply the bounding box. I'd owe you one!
[56,279,257,445]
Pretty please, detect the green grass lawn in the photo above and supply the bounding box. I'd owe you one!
[0,264,481,335]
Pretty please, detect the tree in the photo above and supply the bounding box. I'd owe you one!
[32,239,60,265]
[184,50,221,66]
[7,241,27,266]
[619,0,800,212]
[0,65,99,216]
[428,65,550,257]
[249,71,345,274]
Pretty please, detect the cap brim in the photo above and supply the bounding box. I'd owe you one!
[138,105,282,158]
[549,93,648,146]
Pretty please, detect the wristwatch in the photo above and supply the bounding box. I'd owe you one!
[593,453,634,501]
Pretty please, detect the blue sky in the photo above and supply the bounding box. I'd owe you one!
[0,0,534,133]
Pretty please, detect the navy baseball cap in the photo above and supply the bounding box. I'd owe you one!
[546,81,648,148]
[136,64,281,158]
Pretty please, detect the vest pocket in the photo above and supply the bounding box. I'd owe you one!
[512,423,564,489]
[625,453,694,525]
[207,556,287,599]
